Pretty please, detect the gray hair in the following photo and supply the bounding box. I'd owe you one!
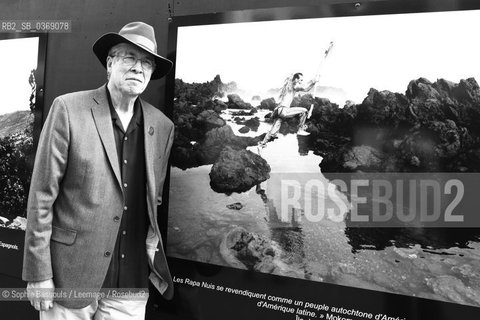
[108,44,125,57]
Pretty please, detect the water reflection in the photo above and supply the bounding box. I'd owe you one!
[345,226,480,253]
[168,111,480,306]
[296,134,310,156]
[255,185,305,261]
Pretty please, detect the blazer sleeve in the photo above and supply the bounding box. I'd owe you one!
[157,122,174,206]
[22,97,70,282]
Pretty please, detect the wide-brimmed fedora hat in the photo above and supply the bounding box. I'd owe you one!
[93,22,173,80]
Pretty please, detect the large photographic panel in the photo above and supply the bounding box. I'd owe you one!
[0,33,46,277]
[164,2,480,319]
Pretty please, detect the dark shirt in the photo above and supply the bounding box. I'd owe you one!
[102,86,150,290]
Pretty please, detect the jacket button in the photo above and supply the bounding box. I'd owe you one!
[104,251,111,257]
[114,216,120,222]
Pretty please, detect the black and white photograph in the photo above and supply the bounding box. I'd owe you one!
[0,36,40,231]
[167,8,480,308]
[2,1,480,320]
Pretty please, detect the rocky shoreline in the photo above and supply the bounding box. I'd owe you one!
[170,75,480,306]
[173,75,480,177]
[173,76,269,192]
[307,77,480,173]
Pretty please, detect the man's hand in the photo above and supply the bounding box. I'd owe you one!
[27,279,55,311]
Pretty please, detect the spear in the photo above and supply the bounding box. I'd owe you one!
[308,41,334,119]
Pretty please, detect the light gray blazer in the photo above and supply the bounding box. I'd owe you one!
[22,86,174,308]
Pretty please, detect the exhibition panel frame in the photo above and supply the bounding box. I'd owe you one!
[0,32,47,278]
[162,1,480,319]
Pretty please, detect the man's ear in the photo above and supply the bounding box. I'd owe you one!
[106,56,113,80]
[106,56,113,70]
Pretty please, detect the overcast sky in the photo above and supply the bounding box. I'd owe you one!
[0,37,38,115]
[175,9,480,104]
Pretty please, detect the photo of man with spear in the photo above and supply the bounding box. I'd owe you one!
[258,41,334,150]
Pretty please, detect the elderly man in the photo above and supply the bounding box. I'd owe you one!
[22,22,174,319]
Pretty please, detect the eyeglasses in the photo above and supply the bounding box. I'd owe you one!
[111,55,155,71]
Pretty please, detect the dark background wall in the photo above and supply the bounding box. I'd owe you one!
[1,0,361,117]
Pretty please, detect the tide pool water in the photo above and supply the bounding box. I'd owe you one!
[167,109,480,307]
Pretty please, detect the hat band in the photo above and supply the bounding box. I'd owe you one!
[122,33,157,54]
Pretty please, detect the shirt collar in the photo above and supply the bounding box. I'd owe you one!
[105,85,143,128]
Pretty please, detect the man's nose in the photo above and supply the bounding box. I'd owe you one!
[130,60,143,72]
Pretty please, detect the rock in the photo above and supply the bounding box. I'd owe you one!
[222,227,275,269]
[219,227,249,270]
[259,97,277,110]
[264,112,273,121]
[170,145,200,170]
[314,77,480,173]
[233,117,245,124]
[238,126,250,134]
[209,146,270,194]
[406,78,443,101]
[254,256,276,273]
[244,117,260,131]
[357,88,411,127]
[175,75,236,105]
[227,94,253,109]
[196,110,226,131]
[227,202,243,210]
[196,125,260,165]
[393,119,466,171]
[427,120,462,158]
[453,78,480,104]
[291,94,315,109]
[235,117,260,132]
[172,76,241,153]
[173,130,194,148]
[343,145,384,171]
[170,130,201,170]
[307,96,355,169]
[172,123,264,170]
[219,226,303,278]
[213,99,228,113]
[231,110,255,116]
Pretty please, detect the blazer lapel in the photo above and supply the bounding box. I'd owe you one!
[91,86,123,193]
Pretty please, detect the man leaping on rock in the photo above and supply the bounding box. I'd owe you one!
[258,72,318,149]
[258,42,334,150]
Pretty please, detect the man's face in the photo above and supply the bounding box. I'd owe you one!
[106,43,155,97]
[293,75,304,85]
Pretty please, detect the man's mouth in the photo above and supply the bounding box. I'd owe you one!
[126,78,142,83]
